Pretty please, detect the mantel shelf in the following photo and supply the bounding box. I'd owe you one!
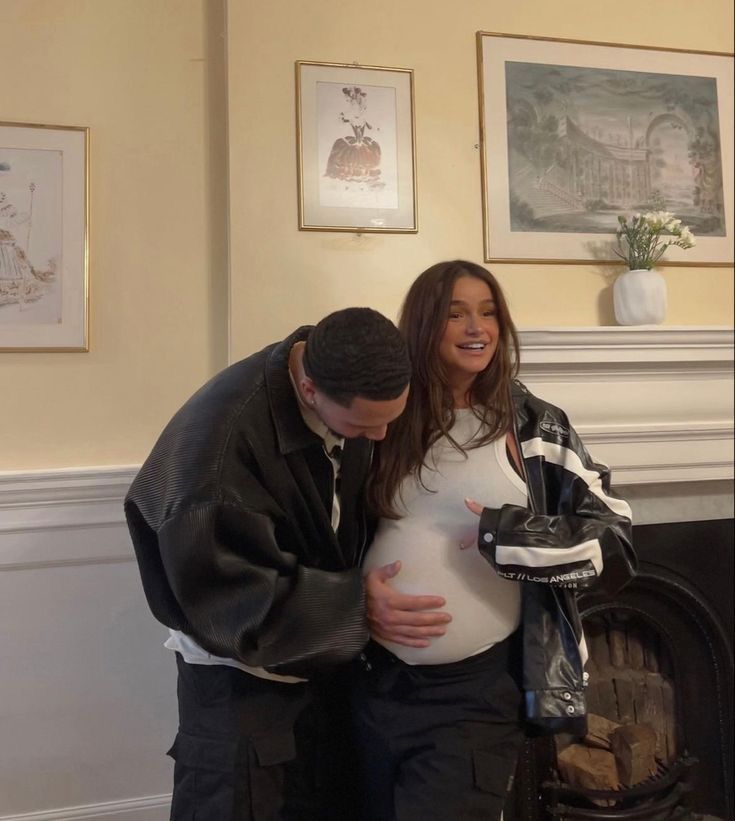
[519,326,733,373]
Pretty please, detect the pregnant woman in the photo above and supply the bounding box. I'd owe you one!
[356,260,636,821]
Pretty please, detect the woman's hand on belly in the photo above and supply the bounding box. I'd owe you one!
[364,560,452,648]
[464,497,484,517]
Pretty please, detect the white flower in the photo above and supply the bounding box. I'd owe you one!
[614,207,695,268]
[678,226,696,248]
[644,211,675,230]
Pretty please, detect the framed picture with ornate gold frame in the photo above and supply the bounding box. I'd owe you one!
[296,61,417,233]
[476,32,734,265]
[0,121,88,351]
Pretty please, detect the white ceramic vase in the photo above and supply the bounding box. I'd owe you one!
[613,268,667,325]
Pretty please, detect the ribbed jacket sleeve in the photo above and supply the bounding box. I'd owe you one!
[128,496,369,677]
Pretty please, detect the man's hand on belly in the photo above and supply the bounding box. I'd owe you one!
[364,561,452,648]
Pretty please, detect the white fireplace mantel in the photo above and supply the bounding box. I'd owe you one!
[519,326,733,374]
[512,325,734,487]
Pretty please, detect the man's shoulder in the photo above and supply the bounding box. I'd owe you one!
[175,326,309,433]
[128,328,314,522]
[164,349,270,443]
[128,343,280,514]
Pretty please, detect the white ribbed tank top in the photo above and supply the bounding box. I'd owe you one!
[363,409,527,664]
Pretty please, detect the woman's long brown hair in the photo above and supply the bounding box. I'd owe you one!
[367,261,520,519]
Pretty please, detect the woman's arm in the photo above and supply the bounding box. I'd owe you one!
[466,430,635,594]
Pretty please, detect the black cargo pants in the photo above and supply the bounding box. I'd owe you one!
[351,634,525,821]
[168,653,357,821]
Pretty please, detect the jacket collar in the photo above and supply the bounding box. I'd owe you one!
[265,325,325,455]
[511,378,531,430]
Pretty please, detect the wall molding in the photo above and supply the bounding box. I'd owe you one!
[519,325,734,378]
[0,466,137,570]
[0,466,137,535]
[0,465,138,507]
[0,794,170,821]
[579,421,732,445]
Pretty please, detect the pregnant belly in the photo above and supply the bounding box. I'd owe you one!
[363,536,521,665]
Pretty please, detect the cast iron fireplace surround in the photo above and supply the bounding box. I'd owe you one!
[505,518,734,821]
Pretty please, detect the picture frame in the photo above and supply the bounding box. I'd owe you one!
[476,32,734,265]
[296,61,417,233]
[0,121,89,351]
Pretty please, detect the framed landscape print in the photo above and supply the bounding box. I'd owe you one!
[476,32,734,265]
[296,61,417,233]
[0,121,89,351]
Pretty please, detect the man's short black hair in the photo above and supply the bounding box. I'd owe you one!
[303,307,410,407]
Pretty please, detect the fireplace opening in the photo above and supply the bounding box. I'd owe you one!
[543,608,696,819]
[582,611,679,766]
[504,519,734,821]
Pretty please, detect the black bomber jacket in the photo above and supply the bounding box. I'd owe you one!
[124,327,373,679]
[477,380,637,734]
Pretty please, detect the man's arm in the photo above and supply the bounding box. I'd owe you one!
[148,500,368,676]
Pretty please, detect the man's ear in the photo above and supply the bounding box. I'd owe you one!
[300,376,317,407]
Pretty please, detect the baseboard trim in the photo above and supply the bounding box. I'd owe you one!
[0,794,171,821]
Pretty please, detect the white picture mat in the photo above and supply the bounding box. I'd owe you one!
[298,63,416,232]
[0,123,88,350]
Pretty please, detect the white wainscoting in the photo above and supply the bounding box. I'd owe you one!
[0,326,732,819]
[0,466,175,820]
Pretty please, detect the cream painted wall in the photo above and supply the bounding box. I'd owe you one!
[0,0,732,470]
[227,0,734,358]
[0,0,228,469]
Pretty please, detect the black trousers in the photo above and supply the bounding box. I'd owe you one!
[168,654,357,821]
[351,635,525,821]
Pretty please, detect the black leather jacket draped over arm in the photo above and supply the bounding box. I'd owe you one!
[476,381,636,732]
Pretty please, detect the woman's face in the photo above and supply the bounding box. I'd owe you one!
[437,275,499,392]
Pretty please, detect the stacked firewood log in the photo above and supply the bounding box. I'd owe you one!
[557,713,659,794]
